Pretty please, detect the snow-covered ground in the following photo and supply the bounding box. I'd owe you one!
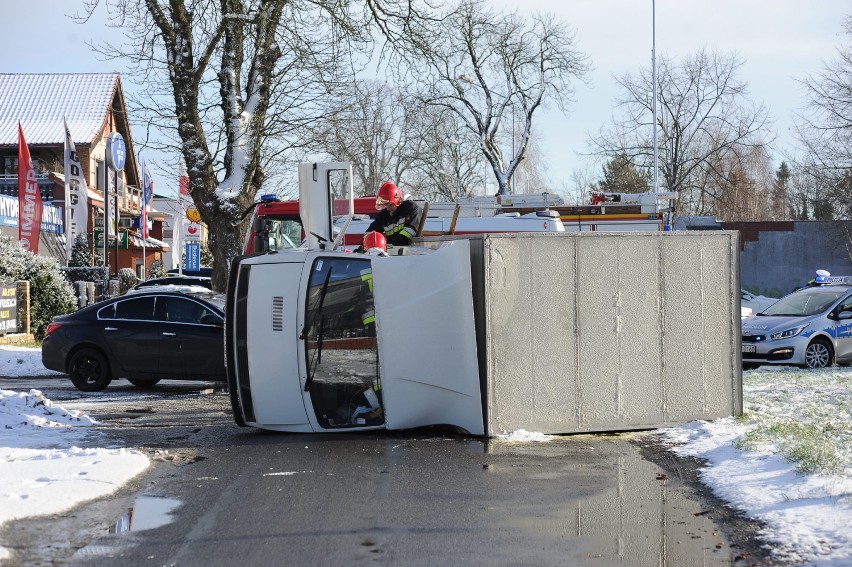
[2,345,851,565]
[0,346,149,562]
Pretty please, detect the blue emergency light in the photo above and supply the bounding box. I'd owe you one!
[260,194,280,203]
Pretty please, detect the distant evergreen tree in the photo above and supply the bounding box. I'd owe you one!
[118,268,138,295]
[593,154,650,194]
[148,260,167,279]
[813,198,834,220]
[69,234,93,267]
[771,162,792,220]
[0,236,76,338]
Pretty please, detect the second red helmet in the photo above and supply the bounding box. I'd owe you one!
[375,181,403,209]
[363,231,387,251]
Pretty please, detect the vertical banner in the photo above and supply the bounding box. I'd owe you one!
[176,160,190,271]
[114,174,122,237]
[63,118,89,264]
[139,157,155,280]
[17,122,43,254]
[104,164,115,238]
[140,157,154,240]
[101,163,109,268]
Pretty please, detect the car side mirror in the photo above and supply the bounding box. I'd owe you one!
[200,314,221,325]
[838,310,852,321]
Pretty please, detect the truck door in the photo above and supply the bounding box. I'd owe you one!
[243,261,311,429]
[301,255,383,429]
[371,241,484,435]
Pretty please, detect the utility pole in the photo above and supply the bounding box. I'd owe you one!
[652,0,659,195]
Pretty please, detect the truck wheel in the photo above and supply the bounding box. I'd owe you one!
[804,339,833,369]
[127,378,161,388]
[68,348,112,391]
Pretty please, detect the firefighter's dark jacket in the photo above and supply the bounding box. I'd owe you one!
[367,200,423,246]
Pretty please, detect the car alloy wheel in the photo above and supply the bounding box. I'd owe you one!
[68,348,113,391]
[804,339,833,369]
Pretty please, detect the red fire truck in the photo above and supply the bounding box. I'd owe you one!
[243,187,675,254]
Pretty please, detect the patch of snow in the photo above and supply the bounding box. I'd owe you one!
[495,429,552,442]
[0,385,149,561]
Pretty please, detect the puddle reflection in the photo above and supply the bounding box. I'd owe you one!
[111,495,181,534]
[483,438,733,566]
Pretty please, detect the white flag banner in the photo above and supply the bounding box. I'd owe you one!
[104,164,114,238]
[63,119,89,264]
[105,167,119,238]
[175,159,191,269]
[115,174,124,236]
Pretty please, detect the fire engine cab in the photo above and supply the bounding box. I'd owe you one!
[243,180,675,254]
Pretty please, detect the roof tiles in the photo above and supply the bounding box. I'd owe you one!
[0,73,119,146]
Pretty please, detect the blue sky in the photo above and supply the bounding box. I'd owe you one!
[4,0,849,198]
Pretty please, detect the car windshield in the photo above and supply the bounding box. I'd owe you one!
[760,287,847,317]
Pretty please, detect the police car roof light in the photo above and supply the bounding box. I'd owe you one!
[823,275,852,285]
[814,269,831,284]
[260,194,280,203]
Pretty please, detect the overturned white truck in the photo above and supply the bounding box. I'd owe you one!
[225,163,742,436]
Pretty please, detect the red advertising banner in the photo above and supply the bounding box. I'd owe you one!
[17,122,43,254]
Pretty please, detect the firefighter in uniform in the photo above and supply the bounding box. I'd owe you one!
[366,181,423,246]
[358,231,387,335]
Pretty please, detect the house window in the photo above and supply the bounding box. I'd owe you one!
[3,156,18,175]
[96,160,104,191]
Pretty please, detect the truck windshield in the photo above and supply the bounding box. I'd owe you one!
[303,257,382,428]
[262,218,303,252]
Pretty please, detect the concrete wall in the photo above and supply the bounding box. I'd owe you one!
[723,221,852,297]
[425,232,742,436]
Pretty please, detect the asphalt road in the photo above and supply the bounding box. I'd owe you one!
[0,375,777,567]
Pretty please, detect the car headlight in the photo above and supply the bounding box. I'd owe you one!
[770,325,809,340]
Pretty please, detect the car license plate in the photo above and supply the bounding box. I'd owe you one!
[742,345,756,353]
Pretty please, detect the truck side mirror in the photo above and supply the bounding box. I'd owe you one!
[253,218,269,253]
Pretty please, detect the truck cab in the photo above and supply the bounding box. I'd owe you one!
[227,163,484,435]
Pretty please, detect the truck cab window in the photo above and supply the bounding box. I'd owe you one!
[303,257,382,428]
[264,218,302,251]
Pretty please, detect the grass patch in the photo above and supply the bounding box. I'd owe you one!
[737,421,842,474]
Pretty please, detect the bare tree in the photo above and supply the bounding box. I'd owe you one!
[511,124,550,194]
[794,15,852,219]
[401,0,589,195]
[312,80,428,196]
[562,166,596,206]
[588,49,774,216]
[710,145,774,221]
[410,111,484,201]
[314,80,486,201]
[76,0,428,290]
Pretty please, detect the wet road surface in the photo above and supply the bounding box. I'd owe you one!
[0,375,774,566]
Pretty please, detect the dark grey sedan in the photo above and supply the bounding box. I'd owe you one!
[42,290,226,391]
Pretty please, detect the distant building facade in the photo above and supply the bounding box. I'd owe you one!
[0,72,168,276]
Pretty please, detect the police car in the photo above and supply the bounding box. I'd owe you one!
[741,274,852,369]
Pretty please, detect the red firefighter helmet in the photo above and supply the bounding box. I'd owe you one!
[375,181,403,209]
[363,231,387,252]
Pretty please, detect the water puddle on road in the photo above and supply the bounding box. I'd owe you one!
[110,495,182,534]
